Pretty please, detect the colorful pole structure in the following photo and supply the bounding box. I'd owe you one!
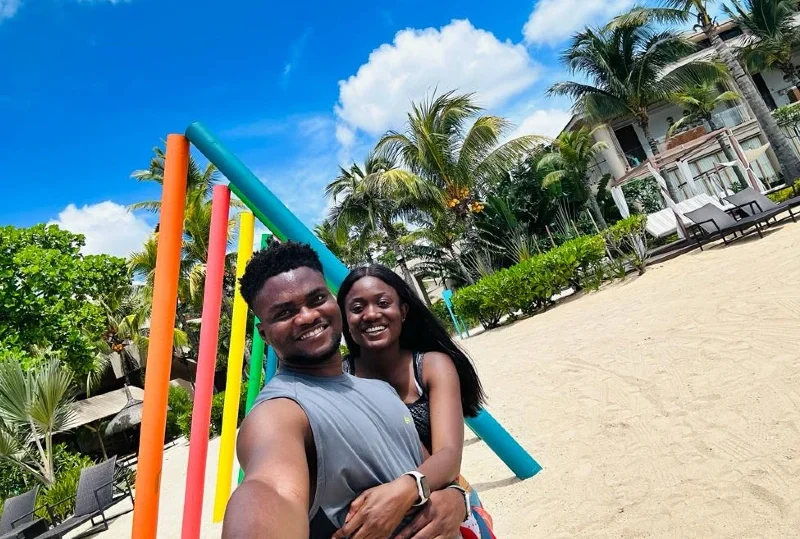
[181,185,231,539]
[186,122,541,480]
[212,211,255,522]
[265,347,278,381]
[465,410,541,479]
[186,122,348,292]
[131,135,189,539]
[237,232,270,485]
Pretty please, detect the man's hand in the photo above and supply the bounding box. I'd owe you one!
[394,488,467,539]
[332,475,418,539]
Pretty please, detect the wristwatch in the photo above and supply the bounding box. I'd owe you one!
[403,471,431,506]
[446,484,471,522]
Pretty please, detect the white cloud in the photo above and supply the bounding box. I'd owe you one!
[335,19,540,138]
[0,0,21,21]
[523,0,634,46]
[511,108,572,139]
[48,201,153,258]
[335,124,355,147]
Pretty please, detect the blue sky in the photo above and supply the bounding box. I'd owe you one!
[0,0,646,257]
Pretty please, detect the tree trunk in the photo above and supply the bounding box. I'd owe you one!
[382,221,417,292]
[641,120,681,200]
[707,117,748,187]
[706,27,800,182]
[447,245,475,285]
[584,187,608,229]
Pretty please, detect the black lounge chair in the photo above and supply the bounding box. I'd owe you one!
[34,457,133,539]
[684,203,778,249]
[724,187,800,224]
[0,487,46,539]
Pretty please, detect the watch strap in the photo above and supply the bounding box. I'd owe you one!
[446,484,471,522]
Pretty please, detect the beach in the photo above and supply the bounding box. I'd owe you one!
[103,222,800,538]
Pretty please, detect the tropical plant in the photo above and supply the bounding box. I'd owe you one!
[539,126,610,229]
[550,18,725,173]
[603,214,649,275]
[0,359,76,486]
[314,219,377,267]
[402,211,474,283]
[667,80,748,184]
[377,91,543,223]
[0,225,128,384]
[724,0,800,87]
[326,148,444,286]
[611,1,800,181]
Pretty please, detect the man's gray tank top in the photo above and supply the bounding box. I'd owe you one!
[252,370,424,536]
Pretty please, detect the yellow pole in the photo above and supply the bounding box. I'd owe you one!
[212,211,255,522]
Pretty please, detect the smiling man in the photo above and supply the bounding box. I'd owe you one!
[222,241,468,539]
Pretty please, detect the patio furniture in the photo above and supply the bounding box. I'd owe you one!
[0,487,47,539]
[33,457,133,539]
[645,193,732,239]
[684,203,779,249]
[724,187,800,224]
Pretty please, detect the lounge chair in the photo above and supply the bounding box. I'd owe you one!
[684,203,778,250]
[724,187,800,224]
[34,457,133,539]
[0,487,46,539]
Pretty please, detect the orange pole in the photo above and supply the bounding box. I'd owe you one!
[131,134,189,539]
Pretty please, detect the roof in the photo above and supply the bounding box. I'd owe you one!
[63,386,145,431]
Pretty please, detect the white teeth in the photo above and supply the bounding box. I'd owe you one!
[299,326,325,341]
[364,326,387,334]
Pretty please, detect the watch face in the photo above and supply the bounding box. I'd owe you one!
[420,476,431,499]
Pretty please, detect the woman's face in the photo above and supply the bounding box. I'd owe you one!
[344,276,408,352]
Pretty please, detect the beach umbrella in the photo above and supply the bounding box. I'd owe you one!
[104,385,145,436]
[647,162,689,240]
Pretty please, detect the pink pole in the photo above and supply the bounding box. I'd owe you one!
[181,185,231,539]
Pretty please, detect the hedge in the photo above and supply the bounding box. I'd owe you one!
[451,235,606,328]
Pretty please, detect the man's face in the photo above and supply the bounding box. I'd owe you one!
[252,267,342,366]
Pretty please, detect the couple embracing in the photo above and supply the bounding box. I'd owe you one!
[222,241,496,539]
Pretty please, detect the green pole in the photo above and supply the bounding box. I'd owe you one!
[238,233,271,484]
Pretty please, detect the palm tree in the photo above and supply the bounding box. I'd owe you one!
[402,212,474,284]
[538,126,610,229]
[377,91,543,223]
[549,19,727,200]
[612,1,800,182]
[0,359,76,486]
[668,81,749,184]
[326,149,444,287]
[725,0,800,87]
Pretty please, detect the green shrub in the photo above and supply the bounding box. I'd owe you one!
[36,467,82,522]
[210,382,248,437]
[452,235,607,327]
[32,447,94,523]
[603,215,648,275]
[166,385,193,441]
[768,180,800,204]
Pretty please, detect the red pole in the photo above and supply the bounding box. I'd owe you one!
[132,134,189,539]
[181,185,231,539]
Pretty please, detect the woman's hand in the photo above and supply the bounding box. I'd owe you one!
[332,475,419,539]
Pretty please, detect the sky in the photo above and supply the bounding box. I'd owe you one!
[0,0,652,258]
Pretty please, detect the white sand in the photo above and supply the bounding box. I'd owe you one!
[103,221,800,538]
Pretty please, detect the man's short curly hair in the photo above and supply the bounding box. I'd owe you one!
[239,241,324,307]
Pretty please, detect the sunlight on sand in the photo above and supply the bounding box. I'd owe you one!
[105,221,800,538]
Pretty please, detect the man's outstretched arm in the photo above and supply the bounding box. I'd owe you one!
[222,398,311,539]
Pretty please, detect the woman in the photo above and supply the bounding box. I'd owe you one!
[334,264,496,539]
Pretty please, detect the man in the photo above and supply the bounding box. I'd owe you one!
[222,241,468,539]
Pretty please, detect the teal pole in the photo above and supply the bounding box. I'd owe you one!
[185,122,540,480]
[465,410,541,479]
[265,347,278,381]
[186,122,348,292]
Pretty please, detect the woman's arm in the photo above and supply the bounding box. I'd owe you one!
[415,351,464,490]
[331,352,466,539]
